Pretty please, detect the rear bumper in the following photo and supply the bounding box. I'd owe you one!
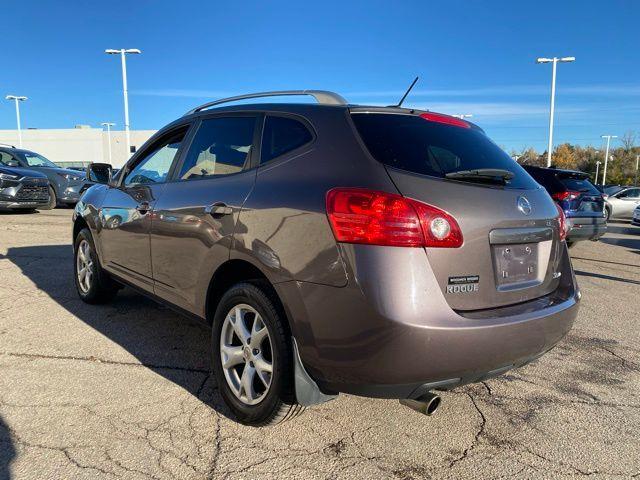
[277,243,579,399]
[566,216,607,241]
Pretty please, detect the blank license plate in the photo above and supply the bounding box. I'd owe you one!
[492,243,538,288]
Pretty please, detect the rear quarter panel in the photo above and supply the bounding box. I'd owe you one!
[233,107,399,287]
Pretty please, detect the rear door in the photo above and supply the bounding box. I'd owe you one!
[149,114,260,315]
[350,111,563,311]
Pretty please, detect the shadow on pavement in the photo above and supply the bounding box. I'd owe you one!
[603,224,639,236]
[1,244,234,421]
[0,415,15,480]
[599,236,640,251]
[574,269,640,285]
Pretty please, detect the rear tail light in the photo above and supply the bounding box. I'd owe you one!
[552,190,580,201]
[419,112,471,129]
[326,188,463,248]
[555,203,568,241]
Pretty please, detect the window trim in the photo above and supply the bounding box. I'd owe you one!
[169,112,263,183]
[258,112,316,167]
[117,123,194,188]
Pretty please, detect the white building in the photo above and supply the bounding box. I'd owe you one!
[0,127,157,168]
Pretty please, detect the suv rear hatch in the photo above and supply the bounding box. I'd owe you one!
[350,109,564,311]
[553,172,604,218]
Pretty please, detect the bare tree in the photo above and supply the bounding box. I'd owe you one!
[620,131,636,152]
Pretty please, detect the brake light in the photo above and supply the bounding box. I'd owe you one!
[326,188,463,248]
[420,112,470,129]
[556,203,568,241]
[552,190,580,201]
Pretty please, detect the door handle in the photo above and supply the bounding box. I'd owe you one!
[136,201,150,214]
[205,203,233,216]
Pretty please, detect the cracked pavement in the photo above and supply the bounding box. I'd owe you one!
[0,209,639,479]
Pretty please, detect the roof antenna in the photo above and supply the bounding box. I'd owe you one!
[396,76,419,108]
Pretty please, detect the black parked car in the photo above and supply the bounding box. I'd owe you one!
[0,145,84,209]
[524,166,606,246]
[0,164,50,211]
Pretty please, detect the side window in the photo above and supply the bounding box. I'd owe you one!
[619,188,640,199]
[261,116,313,163]
[124,130,186,186]
[178,116,256,180]
[0,152,13,165]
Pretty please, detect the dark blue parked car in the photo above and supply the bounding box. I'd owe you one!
[524,166,606,247]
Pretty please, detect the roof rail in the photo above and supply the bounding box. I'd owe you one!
[184,90,348,115]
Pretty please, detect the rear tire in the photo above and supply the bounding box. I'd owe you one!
[74,228,119,304]
[42,187,57,210]
[211,282,303,426]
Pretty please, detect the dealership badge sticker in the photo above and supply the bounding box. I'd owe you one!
[447,275,479,294]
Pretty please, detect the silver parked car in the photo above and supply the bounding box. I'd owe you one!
[73,90,579,426]
[605,187,640,220]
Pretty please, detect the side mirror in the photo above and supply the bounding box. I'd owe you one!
[6,159,19,167]
[86,163,113,184]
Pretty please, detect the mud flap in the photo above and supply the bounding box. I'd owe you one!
[292,338,337,407]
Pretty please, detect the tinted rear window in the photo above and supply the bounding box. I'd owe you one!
[351,113,537,189]
[558,176,600,194]
[261,116,313,163]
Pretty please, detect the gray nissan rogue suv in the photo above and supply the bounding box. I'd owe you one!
[73,90,579,425]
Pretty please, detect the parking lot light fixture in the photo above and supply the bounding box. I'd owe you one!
[5,95,28,147]
[536,56,575,167]
[105,48,141,156]
[101,122,116,164]
[601,135,617,185]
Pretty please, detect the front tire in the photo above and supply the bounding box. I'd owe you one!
[42,187,57,210]
[211,282,303,426]
[74,228,119,304]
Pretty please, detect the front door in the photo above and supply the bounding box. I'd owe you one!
[98,127,189,292]
[150,114,260,315]
[612,188,640,217]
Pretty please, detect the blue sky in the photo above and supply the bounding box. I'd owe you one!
[1,0,638,152]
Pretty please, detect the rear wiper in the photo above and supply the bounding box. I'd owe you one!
[445,168,515,184]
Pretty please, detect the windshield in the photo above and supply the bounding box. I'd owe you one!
[351,113,538,189]
[19,151,58,168]
[604,186,624,196]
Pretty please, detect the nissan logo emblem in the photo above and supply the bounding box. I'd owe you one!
[517,196,532,216]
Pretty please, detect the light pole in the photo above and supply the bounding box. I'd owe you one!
[451,114,473,119]
[595,160,601,185]
[105,48,141,156]
[601,135,617,185]
[101,122,116,164]
[5,95,28,147]
[635,154,639,186]
[536,56,575,167]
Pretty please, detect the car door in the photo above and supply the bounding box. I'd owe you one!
[150,114,261,315]
[98,125,190,292]
[611,188,640,217]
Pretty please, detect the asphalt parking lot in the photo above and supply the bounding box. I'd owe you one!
[0,209,638,480]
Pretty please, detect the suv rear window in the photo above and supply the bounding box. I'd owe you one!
[558,176,600,194]
[351,113,538,189]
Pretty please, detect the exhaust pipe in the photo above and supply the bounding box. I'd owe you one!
[399,392,441,416]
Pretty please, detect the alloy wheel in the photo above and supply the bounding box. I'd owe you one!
[76,239,94,293]
[220,304,273,406]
